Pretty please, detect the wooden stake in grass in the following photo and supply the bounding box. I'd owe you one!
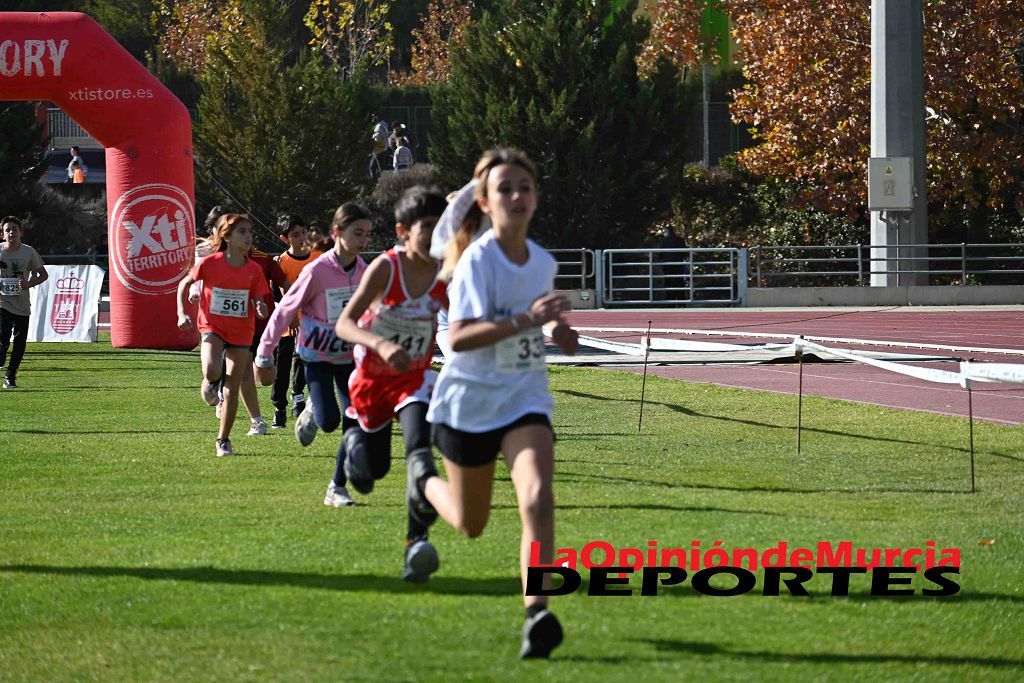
[967,380,976,493]
[796,337,804,455]
[638,320,652,432]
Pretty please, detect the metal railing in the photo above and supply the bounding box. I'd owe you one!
[599,248,742,306]
[550,248,596,290]
[753,243,1024,287]
[47,108,100,148]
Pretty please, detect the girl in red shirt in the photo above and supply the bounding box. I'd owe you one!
[177,214,270,457]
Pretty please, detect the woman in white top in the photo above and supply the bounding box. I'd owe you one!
[408,149,579,659]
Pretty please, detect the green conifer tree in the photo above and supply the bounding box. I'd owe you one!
[0,103,46,215]
[194,3,373,242]
[430,0,686,248]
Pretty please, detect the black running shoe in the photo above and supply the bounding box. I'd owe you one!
[272,409,287,429]
[406,447,438,527]
[401,539,440,583]
[519,609,563,659]
[342,429,374,494]
[3,376,16,389]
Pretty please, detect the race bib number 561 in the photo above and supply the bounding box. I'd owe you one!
[211,287,248,318]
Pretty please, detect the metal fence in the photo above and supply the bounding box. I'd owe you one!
[41,242,1024,310]
[752,243,1024,287]
[598,248,743,306]
[47,108,90,139]
[550,249,595,291]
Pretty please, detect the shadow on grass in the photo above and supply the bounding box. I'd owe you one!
[555,470,970,495]
[0,564,520,597]
[8,428,212,435]
[550,503,783,516]
[29,350,195,359]
[555,389,982,453]
[629,638,1024,669]
[31,366,191,372]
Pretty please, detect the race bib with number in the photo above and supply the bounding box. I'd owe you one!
[326,286,356,324]
[372,314,434,360]
[496,331,546,373]
[211,287,248,318]
[0,278,21,296]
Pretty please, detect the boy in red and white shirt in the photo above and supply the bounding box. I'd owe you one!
[335,186,447,583]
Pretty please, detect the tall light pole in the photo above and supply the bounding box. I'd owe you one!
[870,0,928,286]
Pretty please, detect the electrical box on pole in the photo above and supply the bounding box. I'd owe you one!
[868,157,913,212]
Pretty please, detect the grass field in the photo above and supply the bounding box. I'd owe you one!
[1,340,1023,681]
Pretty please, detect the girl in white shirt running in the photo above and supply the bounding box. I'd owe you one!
[409,148,579,659]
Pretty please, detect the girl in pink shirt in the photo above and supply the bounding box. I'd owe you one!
[255,203,371,508]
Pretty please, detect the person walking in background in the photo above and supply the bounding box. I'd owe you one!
[369,115,390,179]
[393,137,414,172]
[70,160,85,184]
[66,146,87,183]
[0,216,47,389]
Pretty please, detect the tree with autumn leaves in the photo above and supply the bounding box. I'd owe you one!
[643,0,1024,242]
[393,0,472,86]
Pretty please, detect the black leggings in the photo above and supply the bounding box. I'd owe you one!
[348,401,431,541]
[271,335,306,412]
[355,401,431,481]
[0,309,29,377]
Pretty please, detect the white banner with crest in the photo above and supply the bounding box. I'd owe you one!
[28,265,106,342]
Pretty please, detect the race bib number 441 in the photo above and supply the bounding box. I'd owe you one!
[497,331,546,373]
[372,315,434,360]
[211,287,248,318]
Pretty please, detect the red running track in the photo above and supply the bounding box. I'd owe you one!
[565,307,1024,425]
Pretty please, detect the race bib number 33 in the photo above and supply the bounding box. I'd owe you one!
[211,287,248,318]
[497,331,546,373]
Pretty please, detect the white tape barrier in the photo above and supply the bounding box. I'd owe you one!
[795,338,1024,388]
[574,326,1024,358]
[567,332,783,356]
[648,337,792,353]
[793,337,966,385]
[563,329,1024,388]
[572,333,648,356]
[960,362,1024,385]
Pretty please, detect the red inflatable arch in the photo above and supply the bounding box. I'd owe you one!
[0,12,197,350]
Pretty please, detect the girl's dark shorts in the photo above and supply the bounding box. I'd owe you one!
[202,332,250,350]
[431,413,554,467]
